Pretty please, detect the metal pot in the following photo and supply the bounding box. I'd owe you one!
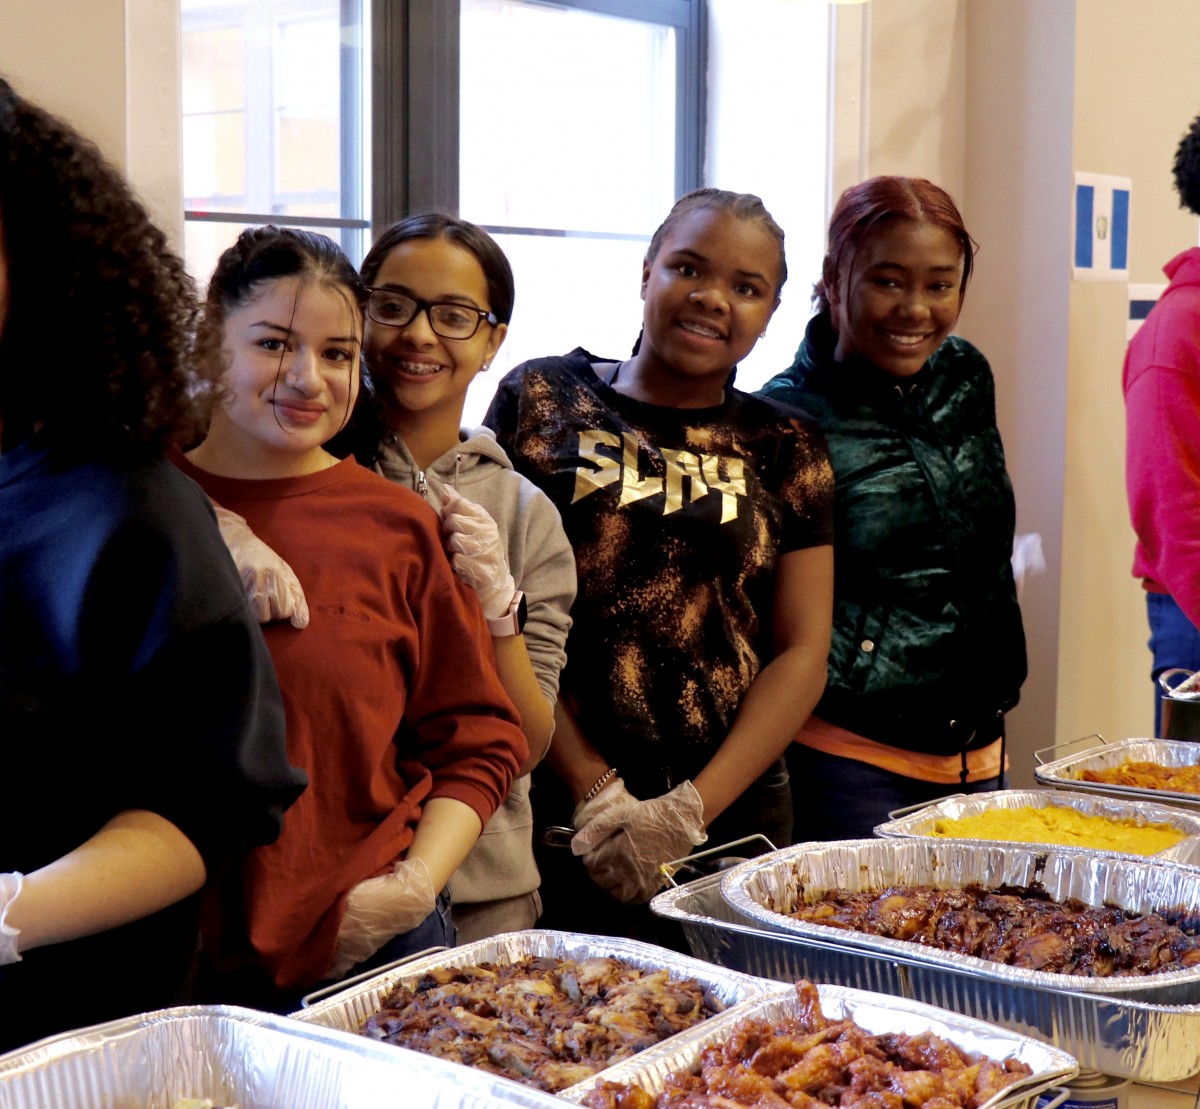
[1159,668,1200,741]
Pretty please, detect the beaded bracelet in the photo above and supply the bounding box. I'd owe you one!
[582,767,617,803]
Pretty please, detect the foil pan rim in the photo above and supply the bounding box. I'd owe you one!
[290,928,774,1095]
[874,787,1200,863]
[0,1004,572,1109]
[1035,738,1200,810]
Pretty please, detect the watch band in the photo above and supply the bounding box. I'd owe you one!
[487,590,527,637]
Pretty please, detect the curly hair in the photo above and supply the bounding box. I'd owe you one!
[816,176,976,313]
[0,78,205,455]
[646,187,788,295]
[1173,115,1200,215]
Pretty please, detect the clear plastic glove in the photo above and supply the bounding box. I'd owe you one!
[327,857,435,979]
[433,480,516,619]
[0,872,24,966]
[213,505,309,628]
[573,782,707,904]
[570,776,639,852]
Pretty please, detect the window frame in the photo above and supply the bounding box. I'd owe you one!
[372,0,707,238]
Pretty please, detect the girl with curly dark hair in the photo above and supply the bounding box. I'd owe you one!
[0,78,304,1051]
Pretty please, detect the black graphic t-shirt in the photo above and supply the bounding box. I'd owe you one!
[485,348,834,796]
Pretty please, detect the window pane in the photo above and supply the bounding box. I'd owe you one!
[460,0,679,419]
[459,232,649,429]
[460,0,676,234]
[181,0,369,280]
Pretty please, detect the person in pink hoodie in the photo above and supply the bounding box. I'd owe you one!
[1125,112,1200,732]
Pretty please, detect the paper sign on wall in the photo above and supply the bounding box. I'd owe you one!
[1127,283,1166,341]
[1074,172,1131,282]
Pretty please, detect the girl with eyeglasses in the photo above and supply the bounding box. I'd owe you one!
[485,189,835,940]
[348,215,576,941]
[179,225,526,1007]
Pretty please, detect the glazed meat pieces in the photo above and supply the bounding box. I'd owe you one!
[788,884,1200,977]
[360,955,717,1092]
[582,980,1033,1109]
[1080,760,1200,796]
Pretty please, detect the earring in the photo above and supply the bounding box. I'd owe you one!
[759,332,768,340]
[481,361,492,372]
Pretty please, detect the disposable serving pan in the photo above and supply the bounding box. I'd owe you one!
[561,981,1077,1109]
[650,872,1200,1081]
[0,1005,570,1109]
[874,788,1200,865]
[291,928,773,1090]
[720,840,1200,1004]
[1034,737,1200,811]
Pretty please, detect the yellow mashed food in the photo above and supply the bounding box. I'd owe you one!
[926,806,1184,855]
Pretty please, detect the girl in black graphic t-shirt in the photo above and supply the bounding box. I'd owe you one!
[486,189,834,936]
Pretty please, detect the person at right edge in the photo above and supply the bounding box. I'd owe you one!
[759,176,1027,840]
[1124,114,1200,734]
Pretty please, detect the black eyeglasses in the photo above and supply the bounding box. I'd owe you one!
[364,287,499,340]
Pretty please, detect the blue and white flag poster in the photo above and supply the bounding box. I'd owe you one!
[1127,283,1166,341]
[1074,171,1131,282]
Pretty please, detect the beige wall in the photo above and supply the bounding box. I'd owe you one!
[1061,0,1200,745]
[0,0,182,245]
[0,1,127,166]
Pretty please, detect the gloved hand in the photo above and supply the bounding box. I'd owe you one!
[327,857,435,979]
[573,782,707,904]
[433,481,516,620]
[0,872,24,966]
[569,776,639,852]
[213,505,310,628]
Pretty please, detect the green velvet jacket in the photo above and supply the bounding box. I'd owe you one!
[758,312,1026,755]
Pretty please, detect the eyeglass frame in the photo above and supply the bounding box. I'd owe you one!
[363,286,500,340]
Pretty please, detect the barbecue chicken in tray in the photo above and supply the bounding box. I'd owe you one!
[721,839,1200,1003]
[572,979,1075,1109]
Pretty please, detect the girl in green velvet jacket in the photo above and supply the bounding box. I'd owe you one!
[759,176,1026,840]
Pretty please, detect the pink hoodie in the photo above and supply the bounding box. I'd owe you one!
[1125,247,1200,626]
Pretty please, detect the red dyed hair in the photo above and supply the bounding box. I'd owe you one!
[815,176,976,311]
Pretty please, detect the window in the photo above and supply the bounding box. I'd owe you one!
[456,0,705,422]
[179,0,829,413]
[181,0,368,283]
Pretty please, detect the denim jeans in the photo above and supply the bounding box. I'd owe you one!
[787,744,1004,842]
[1146,592,1200,735]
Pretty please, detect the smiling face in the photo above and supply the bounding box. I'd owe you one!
[635,207,781,406]
[829,218,965,378]
[206,275,361,476]
[363,237,507,427]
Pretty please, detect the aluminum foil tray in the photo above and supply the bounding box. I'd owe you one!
[1035,737,1200,811]
[292,929,773,1089]
[561,981,1077,1109]
[720,840,1200,1003]
[874,788,1200,865]
[650,872,1200,1081]
[0,1005,569,1109]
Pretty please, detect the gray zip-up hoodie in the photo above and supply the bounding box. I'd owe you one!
[375,427,576,905]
